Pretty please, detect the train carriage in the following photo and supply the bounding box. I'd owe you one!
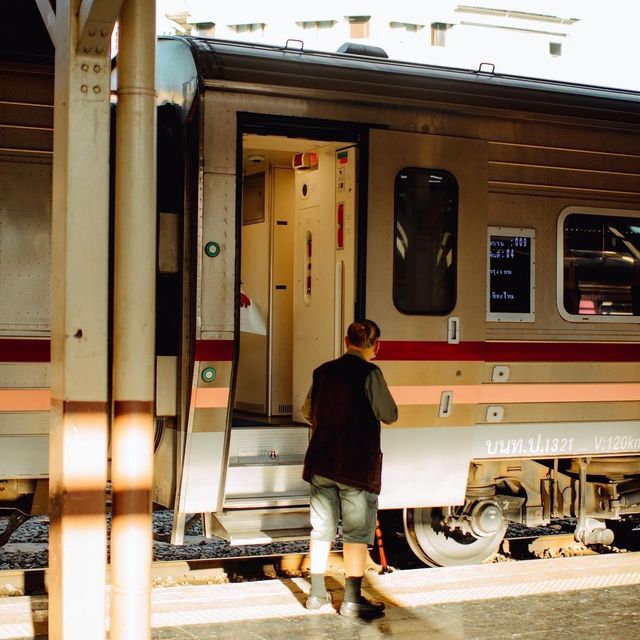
[2,35,640,565]
[0,59,53,535]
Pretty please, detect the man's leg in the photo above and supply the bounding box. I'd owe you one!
[339,485,385,617]
[309,539,331,598]
[342,542,368,604]
[342,542,368,577]
[306,475,339,609]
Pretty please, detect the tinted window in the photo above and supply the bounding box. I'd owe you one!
[242,172,265,225]
[393,169,458,314]
[563,212,640,317]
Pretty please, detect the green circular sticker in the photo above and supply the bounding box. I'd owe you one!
[201,367,216,383]
[205,241,221,257]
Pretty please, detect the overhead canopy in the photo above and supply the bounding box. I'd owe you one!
[0,0,54,63]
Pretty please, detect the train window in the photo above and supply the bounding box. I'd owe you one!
[393,169,458,315]
[559,208,640,322]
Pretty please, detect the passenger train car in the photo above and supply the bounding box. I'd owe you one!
[2,35,640,565]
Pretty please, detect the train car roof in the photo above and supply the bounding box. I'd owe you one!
[157,35,640,126]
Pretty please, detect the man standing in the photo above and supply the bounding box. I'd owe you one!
[302,319,398,618]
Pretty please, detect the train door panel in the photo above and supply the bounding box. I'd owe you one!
[367,129,488,509]
[291,145,356,422]
[367,129,488,339]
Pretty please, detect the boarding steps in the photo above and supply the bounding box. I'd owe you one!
[210,420,311,545]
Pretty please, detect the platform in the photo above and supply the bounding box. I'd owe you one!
[2,552,640,639]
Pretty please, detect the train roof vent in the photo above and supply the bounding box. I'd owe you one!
[336,42,389,58]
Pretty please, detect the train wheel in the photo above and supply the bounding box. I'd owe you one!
[403,505,507,567]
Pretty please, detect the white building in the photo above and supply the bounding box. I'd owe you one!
[157,1,639,91]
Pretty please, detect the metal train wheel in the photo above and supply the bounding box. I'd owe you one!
[403,506,507,567]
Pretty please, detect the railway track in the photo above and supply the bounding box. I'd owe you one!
[2,509,637,597]
[2,530,632,597]
[0,554,294,596]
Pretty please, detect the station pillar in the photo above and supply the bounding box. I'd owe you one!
[48,1,113,638]
[110,1,157,638]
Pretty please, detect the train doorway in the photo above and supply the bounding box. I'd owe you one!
[215,133,358,541]
[235,134,358,422]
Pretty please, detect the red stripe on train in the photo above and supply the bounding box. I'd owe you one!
[195,339,235,361]
[377,341,640,362]
[0,339,236,363]
[0,339,50,362]
[2,338,638,363]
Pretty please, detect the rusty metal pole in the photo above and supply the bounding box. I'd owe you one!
[49,1,112,638]
[110,0,156,638]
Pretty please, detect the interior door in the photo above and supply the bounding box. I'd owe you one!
[291,145,357,421]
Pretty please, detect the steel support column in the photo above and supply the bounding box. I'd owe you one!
[49,0,112,638]
[110,0,156,638]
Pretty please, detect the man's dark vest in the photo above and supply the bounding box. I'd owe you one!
[302,354,382,494]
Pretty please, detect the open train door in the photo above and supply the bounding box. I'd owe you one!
[366,130,496,566]
[291,145,358,420]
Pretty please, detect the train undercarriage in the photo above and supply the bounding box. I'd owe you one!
[403,457,640,566]
[2,455,640,568]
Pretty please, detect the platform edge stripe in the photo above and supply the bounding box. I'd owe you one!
[383,572,640,606]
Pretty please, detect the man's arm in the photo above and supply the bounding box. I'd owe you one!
[365,369,398,424]
[301,385,313,424]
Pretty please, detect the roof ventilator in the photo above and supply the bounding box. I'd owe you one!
[337,42,389,58]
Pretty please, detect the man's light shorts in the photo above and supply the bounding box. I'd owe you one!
[309,474,378,545]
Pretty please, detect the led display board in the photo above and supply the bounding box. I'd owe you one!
[486,227,535,322]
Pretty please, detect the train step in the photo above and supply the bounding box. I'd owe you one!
[208,507,311,545]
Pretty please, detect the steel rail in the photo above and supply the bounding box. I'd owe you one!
[0,553,307,595]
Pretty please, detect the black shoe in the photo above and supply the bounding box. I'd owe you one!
[339,597,385,619]
[305,592,333,610]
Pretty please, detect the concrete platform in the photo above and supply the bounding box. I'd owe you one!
[2,552,640,639]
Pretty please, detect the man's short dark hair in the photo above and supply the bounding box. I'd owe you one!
[347,319,381,349]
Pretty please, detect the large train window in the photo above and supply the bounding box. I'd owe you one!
[559,207,640,322]
[393,168,458,315]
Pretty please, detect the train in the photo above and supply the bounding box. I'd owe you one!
[2,34,640,566]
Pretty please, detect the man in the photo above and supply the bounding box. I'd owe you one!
[301,319,398,618]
